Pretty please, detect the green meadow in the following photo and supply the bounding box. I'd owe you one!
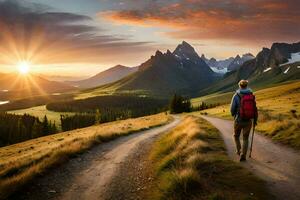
[7,105,74,128]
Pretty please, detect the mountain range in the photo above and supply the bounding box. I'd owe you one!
[67,65,138,89]
[76,41,300,98]
[201,53,254,73]
[87,41,217,97]
[200,42,300,95]
[227,53,255,71]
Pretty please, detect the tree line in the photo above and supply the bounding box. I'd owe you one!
[192,101,220,111]
[0,113,57,146]
[169,94,220,114]
[47,95,169,131]
[60,105,166,132]
[169,94,192,113]
[0,95,221,146]
[46,95,168,114]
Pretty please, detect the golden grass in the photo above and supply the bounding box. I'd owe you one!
[194,81,300,149]
[148,116,273,200]
[0,113,172,199]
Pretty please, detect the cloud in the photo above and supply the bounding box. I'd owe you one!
[0,0,154,66]
[100,0,300,45]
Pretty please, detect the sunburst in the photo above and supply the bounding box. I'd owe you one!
[17,61,31,75]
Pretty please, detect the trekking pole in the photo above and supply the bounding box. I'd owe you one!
[249,122,255,158]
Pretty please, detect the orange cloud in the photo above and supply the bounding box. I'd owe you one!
[100,0,300,45]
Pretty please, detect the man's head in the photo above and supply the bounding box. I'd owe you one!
[238,80,249,89]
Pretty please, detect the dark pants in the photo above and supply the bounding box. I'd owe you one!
[234,120,252,156]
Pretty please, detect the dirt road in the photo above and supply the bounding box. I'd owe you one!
[202,115,300,200]
[13,117,181,200]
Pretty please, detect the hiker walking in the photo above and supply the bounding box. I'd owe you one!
[230,80,258,161]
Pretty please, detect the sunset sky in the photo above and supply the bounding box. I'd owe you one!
[0,0,299,76]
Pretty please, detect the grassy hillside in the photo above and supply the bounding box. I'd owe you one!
[148,116,272,200]
[0,113,172,199]
[193,81,300,149]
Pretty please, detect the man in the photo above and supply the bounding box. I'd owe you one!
[230,80,258,162]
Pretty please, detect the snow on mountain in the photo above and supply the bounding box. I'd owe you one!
[280,52,300,66]
[263,67,272,73]
[284,67,291,74]
[210,67,228,74]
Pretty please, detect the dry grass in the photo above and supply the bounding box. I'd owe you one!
[148,116,273,200]
[0,113,172,199]
[195,81,300,149]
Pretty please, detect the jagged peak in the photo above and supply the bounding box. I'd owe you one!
[209,57,217,62]
[242,53,254,57]
[173,41,198,59]
[166,49,172,55]
[181,41,192,47]
[155,50,163,56]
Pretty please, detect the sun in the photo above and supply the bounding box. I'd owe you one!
[17,61,31,74]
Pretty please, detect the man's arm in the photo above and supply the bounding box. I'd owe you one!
[253,95,258,125]
[230,94,238,117]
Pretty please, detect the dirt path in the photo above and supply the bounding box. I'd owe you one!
[12,117,181,200]
[202,115,300,200]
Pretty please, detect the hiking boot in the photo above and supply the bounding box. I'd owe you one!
[240,155,246,162]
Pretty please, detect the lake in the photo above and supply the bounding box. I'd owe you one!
[0,101,9,105]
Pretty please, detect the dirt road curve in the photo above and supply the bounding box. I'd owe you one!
[13,117,181,200]
[202,116,300,200]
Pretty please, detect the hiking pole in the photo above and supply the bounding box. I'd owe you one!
[249,122,256,158]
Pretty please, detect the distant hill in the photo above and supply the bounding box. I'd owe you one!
[68,65,138,88]
[41,75,89,82]
[199,42,300,95]
[80,41,217,98]
[0,73,76,100]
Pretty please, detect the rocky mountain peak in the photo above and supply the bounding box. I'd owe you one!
[166,49,172,55]
[173,41,198,58]
[155,50,163,57]
[209,57,217,62]
[243,53,254,58]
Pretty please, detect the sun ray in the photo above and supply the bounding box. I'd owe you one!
[27,74,48,96]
